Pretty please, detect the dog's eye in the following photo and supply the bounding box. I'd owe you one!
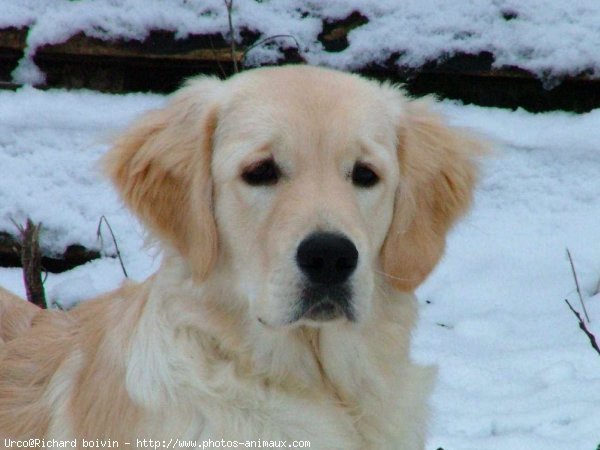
[242,159,281,186]
[351,162,379,188]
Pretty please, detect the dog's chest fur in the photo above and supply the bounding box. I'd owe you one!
[114,275,434,449]
[0,268,432,450]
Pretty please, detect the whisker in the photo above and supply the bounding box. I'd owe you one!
[374,269,415,283]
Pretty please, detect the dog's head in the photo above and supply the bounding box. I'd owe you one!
[105,66,484,328]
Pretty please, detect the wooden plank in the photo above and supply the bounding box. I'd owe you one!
[36,30,243,62]
[0,27,27,52]
[0,27,27,80]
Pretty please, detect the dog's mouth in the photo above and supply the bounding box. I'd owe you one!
[295,284,355,323]
[301,300,344,321]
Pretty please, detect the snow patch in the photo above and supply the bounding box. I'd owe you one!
[4,0,600,85]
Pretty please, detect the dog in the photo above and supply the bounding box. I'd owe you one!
[0,65,484,449]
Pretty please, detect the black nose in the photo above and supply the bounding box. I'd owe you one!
[296,233,359,285]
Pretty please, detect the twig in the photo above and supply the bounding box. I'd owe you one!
[220,2,300,73]
[223,0,239,74]
[241,34,302,67]
[208,35,227,78]
[565,299,600,357]
[566,248,590,322]
[12,219,46,308]
[97,215,128,278]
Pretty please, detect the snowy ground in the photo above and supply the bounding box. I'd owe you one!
[1,86,599,449]
[4,0,600,86]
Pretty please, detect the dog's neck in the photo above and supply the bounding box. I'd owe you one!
[126,254,417,412]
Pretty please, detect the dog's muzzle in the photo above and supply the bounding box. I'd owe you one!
[295,232,358,322]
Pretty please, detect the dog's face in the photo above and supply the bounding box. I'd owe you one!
[211,70,401,327]
[105,66,483,329]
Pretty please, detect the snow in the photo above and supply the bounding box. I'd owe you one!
[4,0,600,85]
[0,85,599,448]
[0,87,164,308]
[416,104,600,449]
[0,87,164,254]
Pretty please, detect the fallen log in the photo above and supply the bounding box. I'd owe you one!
[0,231,101,273]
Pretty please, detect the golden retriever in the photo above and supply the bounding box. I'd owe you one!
[0,65,484,449]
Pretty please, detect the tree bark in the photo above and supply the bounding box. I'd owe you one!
[18,219,46,309]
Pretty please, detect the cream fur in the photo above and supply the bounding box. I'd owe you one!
[0,65,484,449]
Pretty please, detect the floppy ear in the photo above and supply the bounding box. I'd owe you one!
[103,78,222,281]
[381,98,486,291]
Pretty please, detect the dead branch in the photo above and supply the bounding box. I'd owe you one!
[208,35,227,78]
[565,299,600,357]
[241,34,302,67]
[566,248,590,322]
[13,219,46,308]
[97,215,128,278]
[223,0,239,74]
[220,1,301,73]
